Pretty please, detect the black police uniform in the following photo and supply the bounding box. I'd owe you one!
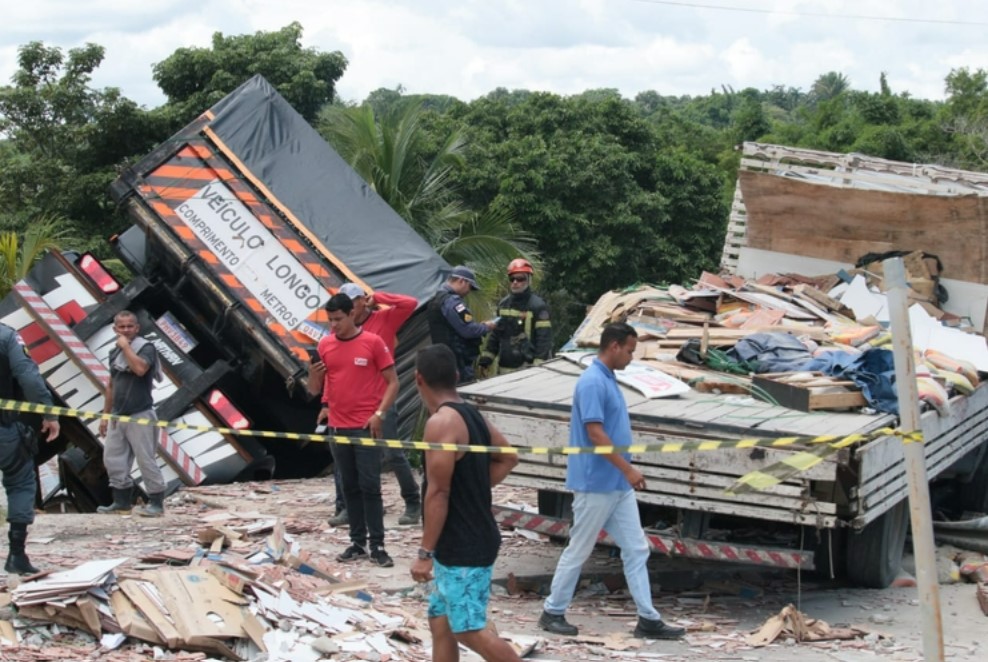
[0,323,57,574]
[426,284,490,383]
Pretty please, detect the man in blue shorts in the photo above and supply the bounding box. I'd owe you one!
[410,344,521,661]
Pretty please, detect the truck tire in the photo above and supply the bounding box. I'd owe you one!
[846,499,909,588]
[957,445,988,514]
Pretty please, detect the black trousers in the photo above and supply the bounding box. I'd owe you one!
[331,429,385,550]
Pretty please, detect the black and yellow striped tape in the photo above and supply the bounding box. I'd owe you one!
[1,398,922,460]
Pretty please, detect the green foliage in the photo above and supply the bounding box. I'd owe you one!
[453,91,728,343]
[941,68,988,168]
[0,42,161,253]
[152,22,347,124]
[317,100,538,313]
[810,72,850,104]
[0,216,69,297]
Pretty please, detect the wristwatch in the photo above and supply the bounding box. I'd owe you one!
[374,410,385,419]
[417,548,434,560]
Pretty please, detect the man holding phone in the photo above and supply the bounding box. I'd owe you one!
[311,293,399,567]
[309,282,422,526]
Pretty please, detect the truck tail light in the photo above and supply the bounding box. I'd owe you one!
[207,389,250,430]
[78,253,121,294]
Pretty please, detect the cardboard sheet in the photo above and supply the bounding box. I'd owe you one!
[561,353,691,398]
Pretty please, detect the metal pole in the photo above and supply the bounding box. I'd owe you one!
[883,256,944,662]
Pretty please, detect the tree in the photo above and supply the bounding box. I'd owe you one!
[0,41,162,251]
[810,72,850,104]
[731,96,770,143]
[152,22,347,125]
[317,100,538,305]
[455,92,729,333]
[942,68,988,167]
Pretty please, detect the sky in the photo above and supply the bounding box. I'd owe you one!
[3,0,988,108]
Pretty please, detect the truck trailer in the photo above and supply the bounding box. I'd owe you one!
[5,75,448,510]
[461,142,988,588]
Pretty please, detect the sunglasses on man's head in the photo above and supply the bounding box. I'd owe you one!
[509,276,528,283]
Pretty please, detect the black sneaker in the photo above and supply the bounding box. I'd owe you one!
[336,544,367,562]
[634,617,686,640]
[370,548,394,567]
[539,610,578,636]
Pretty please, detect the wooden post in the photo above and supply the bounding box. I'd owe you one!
[883,257,945,662]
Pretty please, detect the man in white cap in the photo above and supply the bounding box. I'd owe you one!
[327,282,422,526]
[425,266,494,384]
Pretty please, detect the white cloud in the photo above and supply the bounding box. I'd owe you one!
[1,0,987,107]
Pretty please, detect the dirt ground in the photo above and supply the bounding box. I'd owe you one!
[1,475,985,661]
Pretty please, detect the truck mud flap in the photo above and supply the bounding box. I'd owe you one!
[493,504,814,571]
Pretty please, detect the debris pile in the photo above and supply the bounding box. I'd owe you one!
[1,522,420,661]
[566,257,987,415]
[746,603,873,647]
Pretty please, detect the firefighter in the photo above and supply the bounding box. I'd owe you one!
[478,259,552,376]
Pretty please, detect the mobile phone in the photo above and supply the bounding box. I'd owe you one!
[314,424,328,434]
[307,348,320,363]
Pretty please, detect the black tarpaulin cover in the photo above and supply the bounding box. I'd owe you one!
[202,74,449,302]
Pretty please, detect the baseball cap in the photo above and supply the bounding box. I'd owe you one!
[338,283,366,300]
[450,265,479,290]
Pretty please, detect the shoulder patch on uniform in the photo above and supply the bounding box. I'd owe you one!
[14,333,30,356]
[463,314,474,322]
[454,303,467,313]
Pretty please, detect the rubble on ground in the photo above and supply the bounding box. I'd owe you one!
[2,480,964,660]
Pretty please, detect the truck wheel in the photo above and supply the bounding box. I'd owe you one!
[957,445,988,514]
[846,499,909,588]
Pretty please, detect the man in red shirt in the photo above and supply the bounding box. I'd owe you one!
[336,283,422,526]
[318,292,399,567]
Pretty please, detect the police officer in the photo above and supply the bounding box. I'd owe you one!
[479,258,553,376]
[0,323,60,575]
[426,266,494,384]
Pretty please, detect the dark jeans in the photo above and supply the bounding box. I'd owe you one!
[334,449,419,512]
[331,431,385,550]
[333,407,419,512]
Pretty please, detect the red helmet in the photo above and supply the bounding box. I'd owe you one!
[507,258,534,276]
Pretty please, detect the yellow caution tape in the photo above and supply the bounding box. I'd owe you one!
[1,399,923,459]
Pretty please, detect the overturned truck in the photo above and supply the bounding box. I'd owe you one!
[461,142,988,588]
[6,75,447,511]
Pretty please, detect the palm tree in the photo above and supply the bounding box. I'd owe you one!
[0,216,68,298]
[810,72,850,104]
[317,101,539,311]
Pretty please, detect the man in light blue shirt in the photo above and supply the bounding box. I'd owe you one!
[540,322,685,640]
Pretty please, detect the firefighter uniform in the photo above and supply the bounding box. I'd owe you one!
[481,289,553,374]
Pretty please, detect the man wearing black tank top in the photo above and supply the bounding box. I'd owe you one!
[410,344,522,662]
